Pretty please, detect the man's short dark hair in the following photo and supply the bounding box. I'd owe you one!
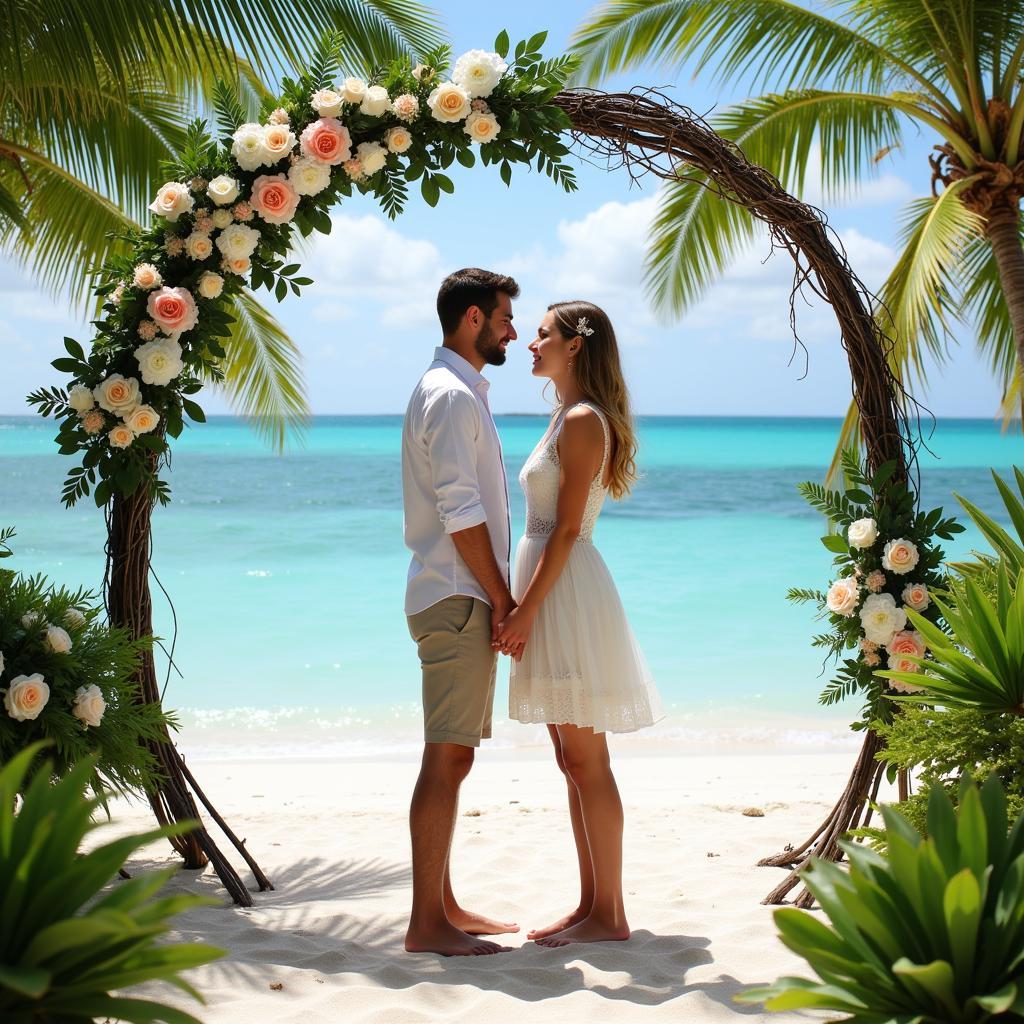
[436,268,520,335]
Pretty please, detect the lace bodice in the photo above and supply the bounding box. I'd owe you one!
[519,402,610,543]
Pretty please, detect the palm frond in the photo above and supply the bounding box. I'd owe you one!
[217,290,310,451]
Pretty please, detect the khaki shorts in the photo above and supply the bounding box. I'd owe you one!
[407,595,497,747]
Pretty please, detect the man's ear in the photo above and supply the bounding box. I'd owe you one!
[466,305,482,330]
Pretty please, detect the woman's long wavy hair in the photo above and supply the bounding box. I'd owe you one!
[547,300,638,500]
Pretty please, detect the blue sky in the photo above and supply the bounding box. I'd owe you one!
[0,0,1008,420]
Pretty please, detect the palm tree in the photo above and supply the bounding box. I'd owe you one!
[1,0,443,446]
[571,0,1024,465]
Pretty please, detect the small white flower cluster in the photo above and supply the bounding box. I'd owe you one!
[3,611,105,726]
[823,517,932,688]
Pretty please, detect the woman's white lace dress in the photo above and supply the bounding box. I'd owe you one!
[508,402,663,733]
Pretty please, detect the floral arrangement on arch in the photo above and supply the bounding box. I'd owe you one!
[788,450,965,724]
[28,31,578,508]
[0,528,173,794]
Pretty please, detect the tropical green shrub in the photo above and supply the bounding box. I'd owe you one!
[740,777,1024,1022]
[0,529,172,795]
[0,743,223,1024]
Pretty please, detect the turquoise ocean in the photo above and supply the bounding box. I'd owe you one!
[1,414,1019,758]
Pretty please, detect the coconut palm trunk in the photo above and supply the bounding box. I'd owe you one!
[985,198,1024,376]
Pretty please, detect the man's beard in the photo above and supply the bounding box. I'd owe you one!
[474,320,506,366]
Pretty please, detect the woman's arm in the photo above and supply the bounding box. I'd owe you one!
[495,406,605,659]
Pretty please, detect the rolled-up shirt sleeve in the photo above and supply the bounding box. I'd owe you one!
[424,389,487,534]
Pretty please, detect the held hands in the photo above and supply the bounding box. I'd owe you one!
[492,603,535,662]
[490,591,517,658]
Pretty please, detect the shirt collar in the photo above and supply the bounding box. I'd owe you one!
[434,346,489,392]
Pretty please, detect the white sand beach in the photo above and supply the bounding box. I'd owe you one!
[94,746,883,1023]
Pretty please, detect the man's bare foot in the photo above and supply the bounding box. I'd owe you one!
[527,907,588,940]
[405,922,513,956]
[447,908,520,936]
[534,915,630,947]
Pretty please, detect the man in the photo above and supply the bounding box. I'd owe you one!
[401,268,520,956]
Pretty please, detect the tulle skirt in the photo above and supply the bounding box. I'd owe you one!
[508,535,663,734]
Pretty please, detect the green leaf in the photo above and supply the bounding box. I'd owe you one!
[181,399,205,423]
[821,534,850,553]
[0,963,51,998]
[420,175,440,207]
[494,28,510,58]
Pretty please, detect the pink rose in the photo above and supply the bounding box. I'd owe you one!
[299,117,352,165]
[146,286,199,336]
[250,174,301,225]
[902,583,930,612]
[886,629,926,675]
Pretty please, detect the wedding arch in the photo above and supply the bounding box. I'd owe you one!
[29,34,921,908]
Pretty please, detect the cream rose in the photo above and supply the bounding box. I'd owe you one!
[391,93,419,122]
[250,173,301,225]
[125,404,159,434]
[463,111,501,144]
[147,286,199,336]
[451,49,507,98]
[902,582,931,612]
[288,157,332,196]
[231,123,269,171]
[68,385,95,413]
[148,181,194,222]
[859,593,908,646]
[385,126,413,154]
[223,256,251,276]
[847,517,878,549]
[212,208,233,229]
[299,117,352,165]
[185,231,214,261]
[340,76,367,104]
[108,423,135,449]
[360,85,390,117]
[215,223,261,260]
[64,608,87,629]
[133,263,162,290]
[44,625,72,654]
[427,81,471,123]
[72,684,106,728]
[207,174,240,206]
[134,337,184,387]
[94,374,141,414]
[882,538,920,575]
[4,673,49,722]
[356,141,387,176]
[197,271,224,299]
[826,577,860,617]
[263,124,297,163]
[310,88,343,117]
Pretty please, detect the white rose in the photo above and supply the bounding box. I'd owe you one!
[148,181,194,221]
[826,577,860,617]
[356,141,387,176]
[125,404,160,434]
[21,611,40,630]
[132,263,162,290]
[288,156,332,196]
[94,374,141,414]
[463,111,501,144]
[68,385,95,413]
[4,673,49,722]
[197,271,224,299]
[340,76,367,104]
[185,231,214,261]
[212,209,233,229]
[134,337,184,387]
[108,423,135,449]
[215,223,261,260]
[64,608,87,629]
[72,684,106,728]
[847,517,878,549]
[451,49,507,98]
[262,124,297,162]
[902,583,931,612]
[427,81,471,123]
[310,88,343,117]
[882,538,920,575]
[859,593,908,646]
[231,123,269,172]
[360,85,390,117]
[207,174,241,206]
[44,625,72,654]
[385,126,413,154]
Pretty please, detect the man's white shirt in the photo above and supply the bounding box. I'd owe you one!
[402,347,511,616]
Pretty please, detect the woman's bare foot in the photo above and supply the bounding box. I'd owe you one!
[446,908,520,936]
[405,922,513,956]
[527,906,588,940]
[534,915,630,947]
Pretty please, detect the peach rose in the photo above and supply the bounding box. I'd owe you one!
[882,538,920,575]
[263,124,297,163]
[385,126,413,154]
[108,423,135,449]
[223,256,251,276]
[826,577,860,617]
[133,263,162,290]
[902,583,931,612]
[146,286,199,336]
[4,673,49,722]
[94,374,140,414]
[148,181,194,221]
[299,117,352,166]
[886,629,926,677]
[125,404,160,434]
[250,174,301,225]
[427,82,471,123]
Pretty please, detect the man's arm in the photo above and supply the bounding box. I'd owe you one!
[451,524,515,640]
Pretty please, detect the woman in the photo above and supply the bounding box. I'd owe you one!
[495,300,662,947]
